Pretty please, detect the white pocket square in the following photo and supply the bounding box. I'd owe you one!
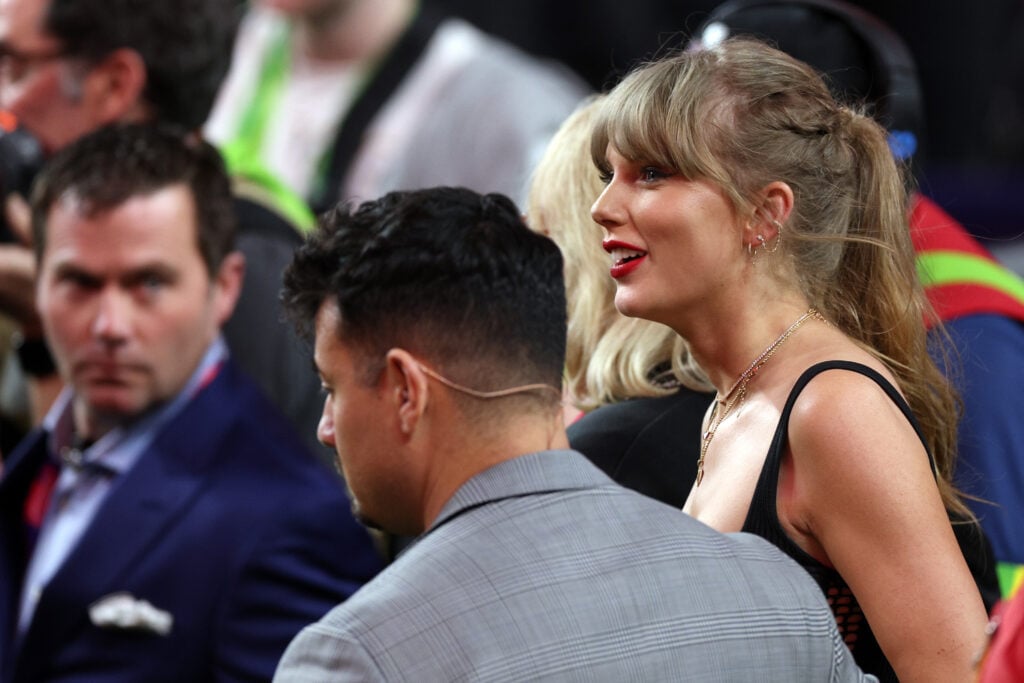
[89,592,173,636]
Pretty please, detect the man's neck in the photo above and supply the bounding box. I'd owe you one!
[292,0,416,63]
[72,403,116,444]
[420,412,568,531]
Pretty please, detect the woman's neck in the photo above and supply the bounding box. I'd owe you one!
[681,294,812,398]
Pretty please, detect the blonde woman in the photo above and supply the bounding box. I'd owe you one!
[590,38,988,682]
[527,97,713,508]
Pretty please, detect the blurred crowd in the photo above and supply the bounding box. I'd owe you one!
[0,1,1021,681]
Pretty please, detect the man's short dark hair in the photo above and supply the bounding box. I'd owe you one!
[30,123,237,276]
[283,186,567,397]
[46,0,238,129]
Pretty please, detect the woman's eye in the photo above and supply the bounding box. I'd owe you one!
[640,167,668,182]
[597,169,613,185]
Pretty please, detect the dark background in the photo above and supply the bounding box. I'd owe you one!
[426,0,1024,246]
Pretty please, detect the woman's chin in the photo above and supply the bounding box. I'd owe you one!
[614,291,679,328]
[613,290,649,320]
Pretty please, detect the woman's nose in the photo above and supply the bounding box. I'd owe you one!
[591,181,623,231]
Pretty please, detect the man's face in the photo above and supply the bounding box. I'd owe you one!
[0,0,102,152]
[313,299,420,534]
[36,185,237,435]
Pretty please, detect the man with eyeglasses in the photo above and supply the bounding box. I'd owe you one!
[0,0,329,461]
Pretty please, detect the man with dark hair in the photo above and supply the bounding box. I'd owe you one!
[0,0,325,457]
[28,128,238,272]
[272,186,873,681]
[0,124,381,682]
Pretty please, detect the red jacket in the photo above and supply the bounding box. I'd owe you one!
[911,194,1024,326]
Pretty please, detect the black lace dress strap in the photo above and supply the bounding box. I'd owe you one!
[741,359,1000,681]
[742,360,918,682]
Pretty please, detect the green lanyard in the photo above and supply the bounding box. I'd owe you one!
[223,3,433,217]
[220,23,315,232]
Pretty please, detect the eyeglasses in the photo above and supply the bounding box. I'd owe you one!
[0,44,67,85]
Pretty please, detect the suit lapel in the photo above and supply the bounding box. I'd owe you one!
[12,367,239,673]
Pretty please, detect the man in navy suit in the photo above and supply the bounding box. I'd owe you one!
[0,124,382,682]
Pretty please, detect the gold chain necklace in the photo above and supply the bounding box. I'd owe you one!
[695,308,822,486]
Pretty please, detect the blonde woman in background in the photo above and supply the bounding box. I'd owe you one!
[527,97,713,508]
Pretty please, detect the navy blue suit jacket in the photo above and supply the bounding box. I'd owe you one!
[0,360,382,682]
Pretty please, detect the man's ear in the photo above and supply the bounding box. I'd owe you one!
[212,251,245,327]
[384,348,429,439]
[79,48,150,125]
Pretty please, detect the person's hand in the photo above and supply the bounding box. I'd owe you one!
[0,194,41,334]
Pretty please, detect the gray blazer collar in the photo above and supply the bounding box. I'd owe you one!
[427,450,612,534]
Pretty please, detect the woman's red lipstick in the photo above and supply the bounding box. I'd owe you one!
[603,239,648,279]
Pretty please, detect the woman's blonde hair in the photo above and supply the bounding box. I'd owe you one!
[527,96,711,411]
[590,38,966,516]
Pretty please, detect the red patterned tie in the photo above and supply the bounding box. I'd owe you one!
[23,458,59,557]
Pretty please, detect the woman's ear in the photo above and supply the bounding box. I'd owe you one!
[742,182,795,258]
[385,348,429,438]
[755,181,795,242]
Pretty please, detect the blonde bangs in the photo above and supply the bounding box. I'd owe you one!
[591,51,739,199]
[591,63,680,175]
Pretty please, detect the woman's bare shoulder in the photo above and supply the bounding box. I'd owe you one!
[784,357,931,492]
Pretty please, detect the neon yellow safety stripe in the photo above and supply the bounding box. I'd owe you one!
[997,562,1024,599]
[916,251,1024,304]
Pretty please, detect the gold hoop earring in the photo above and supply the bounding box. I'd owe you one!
[748,236,762,262]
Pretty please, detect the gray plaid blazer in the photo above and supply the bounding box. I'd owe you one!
[275,450,875,682]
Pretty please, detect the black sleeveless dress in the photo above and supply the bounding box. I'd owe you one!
[741,360,998,682]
